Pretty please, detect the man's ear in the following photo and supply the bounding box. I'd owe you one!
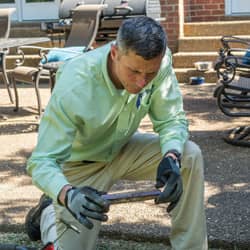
[110,44,119,60]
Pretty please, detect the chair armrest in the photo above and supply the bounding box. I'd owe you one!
[40,47,84,64]
[221,36,250,51]
[72,4,108,12]
[0,48,9,55]
[227,48,250,56]
[226,48,250,69]
[0,8,15,16]
[59,0,107,19]
[216,59,236,84]
[15,45,51,66]
[215,47,250,84]
[15,45,85,67]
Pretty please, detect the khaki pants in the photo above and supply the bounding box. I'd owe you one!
[40,133,208,250]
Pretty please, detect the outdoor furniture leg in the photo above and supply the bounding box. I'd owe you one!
[0,51,14,103]
[34,70,42,116]
[12,77,19,112]
[49,69,56,92]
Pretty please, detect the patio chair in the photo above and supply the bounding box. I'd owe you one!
[11,3,106,116]
[214,35,250,147]
[0,8,16,39]
[0,8,16,103]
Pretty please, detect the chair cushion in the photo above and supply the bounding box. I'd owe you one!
[40,46,85,64]
[13,66,39,84]
[242,50,250,65]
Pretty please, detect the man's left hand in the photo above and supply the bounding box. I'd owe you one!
[155,156,183,213]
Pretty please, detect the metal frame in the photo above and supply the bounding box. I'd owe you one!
[214,35,250,147]
[0,8,16,103]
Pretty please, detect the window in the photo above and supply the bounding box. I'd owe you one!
[0,0,15,3]
[25,0,54,2]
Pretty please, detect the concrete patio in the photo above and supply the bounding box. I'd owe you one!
[0,82,249,249]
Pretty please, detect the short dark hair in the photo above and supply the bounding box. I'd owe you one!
[116,16,167,60]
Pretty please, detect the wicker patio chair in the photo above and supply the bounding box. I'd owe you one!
[214,36,250,147]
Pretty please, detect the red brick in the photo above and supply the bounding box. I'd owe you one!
[192,16,205,21]
[166,17,174,23]
[161,6,169,12]
[212,10,224,15]
[166,6,174,12]
[190,5,203,10]
[160,0,168,5]
[166,29,174,34]
[166,0,178,5]
[196,0,208,4]
[196,10,212,16]
[205,16,220,21]
[168,11,179,17]
[210,0,224,3]
[205,4,219,10]
[190,11,197,16]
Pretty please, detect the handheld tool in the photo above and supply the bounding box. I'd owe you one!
[102,189,161,204]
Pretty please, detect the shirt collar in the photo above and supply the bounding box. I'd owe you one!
[101,42,119,96]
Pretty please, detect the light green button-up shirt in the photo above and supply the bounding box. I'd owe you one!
[27,43,189,201]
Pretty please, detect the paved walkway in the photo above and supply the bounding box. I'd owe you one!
[0,83,249,249]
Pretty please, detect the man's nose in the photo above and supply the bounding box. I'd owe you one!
[139,73,149,83]
[137,78,147,88]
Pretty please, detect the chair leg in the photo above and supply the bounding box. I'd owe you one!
[34,71,42,116]
[12,77,19,112]
[5,77,14,104]
[49,71,56,93]
[0,52,14,103]
[1,70,14,104]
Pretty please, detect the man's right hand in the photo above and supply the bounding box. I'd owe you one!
[155,156,183,213]
[65,186,110,229]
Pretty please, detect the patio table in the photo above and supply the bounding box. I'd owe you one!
[0,37,50,104]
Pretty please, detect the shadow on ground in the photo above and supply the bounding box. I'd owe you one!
[0,84,249,249]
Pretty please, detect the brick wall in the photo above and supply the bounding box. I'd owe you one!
[159,0,250,51]
[160,0,180,52]
[159,0,226,52]
[184,0,225,22]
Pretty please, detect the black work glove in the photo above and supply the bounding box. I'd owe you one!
[65,186,110,229]
[155,156,183,213]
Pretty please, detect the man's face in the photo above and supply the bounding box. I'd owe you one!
[109,45,163,94]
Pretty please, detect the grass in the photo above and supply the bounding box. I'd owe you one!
[0,232,230,250]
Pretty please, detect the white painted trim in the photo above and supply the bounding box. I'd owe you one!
[16,0,22,21]
[179,0,184,37]
[225,0,231,16]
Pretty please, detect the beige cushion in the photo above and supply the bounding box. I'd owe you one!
[13,66,39,84]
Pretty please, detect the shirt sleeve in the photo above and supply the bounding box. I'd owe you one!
[149,50,189,156]
[26,92,80,201]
